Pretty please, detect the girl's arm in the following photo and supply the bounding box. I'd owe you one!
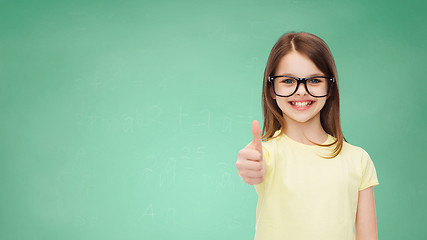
[355,186,379,240]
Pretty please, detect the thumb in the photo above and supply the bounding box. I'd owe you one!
[250,120,262,153]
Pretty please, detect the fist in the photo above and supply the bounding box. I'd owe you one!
[236,120,267,185]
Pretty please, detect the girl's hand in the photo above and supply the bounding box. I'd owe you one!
[236,120,267,185]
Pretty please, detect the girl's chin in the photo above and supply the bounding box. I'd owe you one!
[282,111,320,123]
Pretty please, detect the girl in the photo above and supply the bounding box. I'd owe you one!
[236,32,379,240]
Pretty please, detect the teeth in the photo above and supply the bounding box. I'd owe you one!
[292,101,312,107]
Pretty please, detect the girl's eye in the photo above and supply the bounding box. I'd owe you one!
[309,79,321,83]
[281,79,295,84]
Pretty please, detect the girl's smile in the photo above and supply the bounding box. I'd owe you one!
[288,100,316,111]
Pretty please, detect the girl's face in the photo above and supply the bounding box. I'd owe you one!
[271,51,328,124]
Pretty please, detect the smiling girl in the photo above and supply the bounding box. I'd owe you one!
[236,32,379,240]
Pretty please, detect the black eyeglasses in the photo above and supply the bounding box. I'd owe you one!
[268,75,335,98]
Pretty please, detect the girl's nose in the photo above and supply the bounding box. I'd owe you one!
[295,82,308,95]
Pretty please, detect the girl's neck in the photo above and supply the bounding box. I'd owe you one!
[282,114,328,145]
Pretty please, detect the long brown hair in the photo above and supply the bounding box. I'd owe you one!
[261,31,347,159]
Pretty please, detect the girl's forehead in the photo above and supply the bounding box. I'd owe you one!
[275,52,323,76]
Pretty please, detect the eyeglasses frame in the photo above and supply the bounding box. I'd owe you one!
[267,75,336,98]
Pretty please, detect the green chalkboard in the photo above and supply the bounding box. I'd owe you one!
[1,0,426,239]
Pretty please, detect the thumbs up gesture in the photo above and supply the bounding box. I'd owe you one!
[236,120,267,185]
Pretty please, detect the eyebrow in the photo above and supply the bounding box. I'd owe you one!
[275,73,324,77]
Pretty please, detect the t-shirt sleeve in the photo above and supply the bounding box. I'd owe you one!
[359,149,380,191]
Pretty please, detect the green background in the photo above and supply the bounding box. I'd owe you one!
[1,0,426,239]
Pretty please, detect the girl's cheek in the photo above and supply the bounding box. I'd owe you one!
[276,100,290,113]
